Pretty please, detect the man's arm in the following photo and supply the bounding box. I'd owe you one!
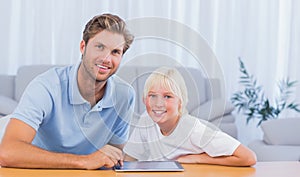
[0,119,122,169]
[176,144,257,167]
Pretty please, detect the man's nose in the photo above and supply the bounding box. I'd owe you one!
[103,52,112,62]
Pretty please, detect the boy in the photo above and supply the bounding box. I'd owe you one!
[124,67,256,166]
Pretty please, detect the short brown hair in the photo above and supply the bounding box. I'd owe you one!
[82,13,134,54]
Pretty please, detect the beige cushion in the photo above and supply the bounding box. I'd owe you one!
[262,118,300,145]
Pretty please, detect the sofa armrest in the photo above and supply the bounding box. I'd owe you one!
[0,75,15,98]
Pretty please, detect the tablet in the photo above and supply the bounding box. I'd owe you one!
[114,161,184,172]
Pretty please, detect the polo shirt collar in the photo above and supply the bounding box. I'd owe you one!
[99,77,114,108]
[69,61,115,108]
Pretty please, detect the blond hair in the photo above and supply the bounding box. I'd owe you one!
[143,67,188,115]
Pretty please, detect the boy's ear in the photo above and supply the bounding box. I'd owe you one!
[178,100,182,113]
[143,97,146,105]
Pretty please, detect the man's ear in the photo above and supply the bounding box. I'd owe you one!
[143,97,146,105]
[80,40,86,54]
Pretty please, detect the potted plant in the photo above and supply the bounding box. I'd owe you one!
[231,58,300,126]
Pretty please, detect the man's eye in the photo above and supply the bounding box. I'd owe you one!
[112,50,122,55]
[97,45,104,50]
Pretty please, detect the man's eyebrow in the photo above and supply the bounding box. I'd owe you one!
[95,42,123,52]
[95,42,105,46]
[112,48,123,53]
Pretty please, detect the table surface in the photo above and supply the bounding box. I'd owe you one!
[0,161,299,177]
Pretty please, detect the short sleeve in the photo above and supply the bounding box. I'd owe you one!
[191,121,240,157]
[10,77,54,131]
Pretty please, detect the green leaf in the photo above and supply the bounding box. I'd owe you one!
[232,57,300,127]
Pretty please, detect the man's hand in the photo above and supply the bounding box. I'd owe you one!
[83,144,123,169]
[99,144,124,166]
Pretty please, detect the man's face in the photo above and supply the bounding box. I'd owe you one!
[80,30,125,82]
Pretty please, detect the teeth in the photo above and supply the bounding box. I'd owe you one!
[96,64,108,69]
[153,110,165,114]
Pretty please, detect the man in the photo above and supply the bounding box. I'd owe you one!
[0,13,135,170]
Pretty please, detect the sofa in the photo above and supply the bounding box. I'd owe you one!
[0,64,237,138]
[248,118,300,161]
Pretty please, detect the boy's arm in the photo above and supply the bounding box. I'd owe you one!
[176,144,257,167]
[0,118,122,169]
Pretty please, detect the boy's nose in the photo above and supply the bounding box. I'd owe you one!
[154,96,165,107]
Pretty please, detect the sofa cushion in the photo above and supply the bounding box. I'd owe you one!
[0,75,15,98]
[190,98,234,122]
[248,140,300,161]
[205,78,222,100]
[262,118,300,145]
[0,95,18,115]
[177,67,207,111]
[15,65,57,101]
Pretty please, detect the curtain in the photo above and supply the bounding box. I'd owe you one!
[1,0,299,144]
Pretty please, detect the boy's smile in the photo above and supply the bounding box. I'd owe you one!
[144,85,181,135]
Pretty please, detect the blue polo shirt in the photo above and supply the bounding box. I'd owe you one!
[11,61,135,155]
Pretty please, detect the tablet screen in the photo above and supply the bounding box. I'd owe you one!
[114,161,184,172]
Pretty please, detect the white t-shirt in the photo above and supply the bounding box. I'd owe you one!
[124,113,240,161]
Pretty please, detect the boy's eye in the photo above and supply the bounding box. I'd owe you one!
[164,95,172,99]
[148,94,156,98]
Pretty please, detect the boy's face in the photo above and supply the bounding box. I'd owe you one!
[80,30,125,82]
[144,85,181,125]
